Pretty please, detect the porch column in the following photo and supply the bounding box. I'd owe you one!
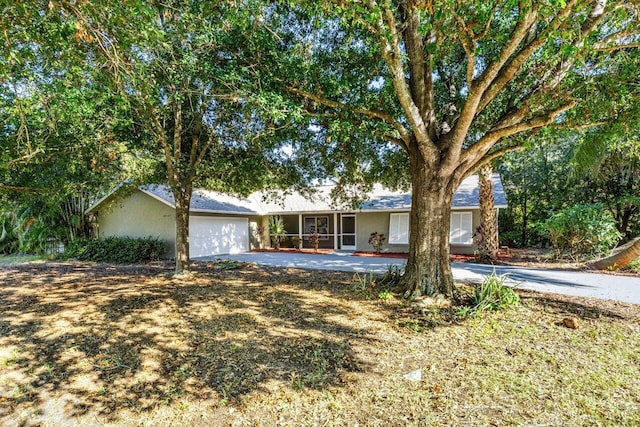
[298,214,303,242]
[333,213,338,250]
[261,216,269,248]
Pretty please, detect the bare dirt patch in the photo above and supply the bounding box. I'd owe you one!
[1,261,639,426]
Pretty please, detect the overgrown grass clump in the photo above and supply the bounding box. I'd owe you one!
[62,236,164,263]
[351,264,404,300]
[466,271,519,314]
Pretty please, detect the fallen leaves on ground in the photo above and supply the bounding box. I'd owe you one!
[1,260,639,426]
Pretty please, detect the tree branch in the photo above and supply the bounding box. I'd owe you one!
[287,86,410,149]
[545,0,608,90]
[403,6,429,126]
[194,128,218,171]
[0,184,52,194]
[173,99,183,171]
[460,101,577,168]
[372,0,437,162]
[595,42,640,52]
[474,145,525,173]
[446,3,476,88]
[446,2,540,162]
[380,133,408,150]
[189,94,209,174]
[475,0,583,114]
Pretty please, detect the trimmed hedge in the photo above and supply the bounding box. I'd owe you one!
[63,236,164,263]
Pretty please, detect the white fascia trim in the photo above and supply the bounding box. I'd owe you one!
[189,209,258,216]
[261,205,507,216]
[190,215,250,222]
[263,210,344,215]
[138,188,178,209]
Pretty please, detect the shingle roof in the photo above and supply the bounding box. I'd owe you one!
[89,174,507,215]
[453,174,508,208]
[141,184,258,214]
[249,187,335,213]
[357,174,507,210]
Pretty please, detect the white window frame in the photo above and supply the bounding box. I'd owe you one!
[304,216,329,240]
[450,212,473,245]
[388,213,409,244]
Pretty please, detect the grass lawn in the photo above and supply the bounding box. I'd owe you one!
[0,254,45,266]
[1,260,639,426]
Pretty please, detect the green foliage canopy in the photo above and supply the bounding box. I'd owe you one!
[269,0,640,295]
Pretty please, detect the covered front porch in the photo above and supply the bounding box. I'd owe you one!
[268,213,356,251]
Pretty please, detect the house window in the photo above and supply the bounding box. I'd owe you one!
[450,212,473,244]
[304,216,329,240]
[388,213,409,244]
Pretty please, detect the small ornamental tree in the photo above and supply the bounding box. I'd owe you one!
[368,232,387,254]
[291,236,302,251]
[308,232,321,252]
[55,0,303,275]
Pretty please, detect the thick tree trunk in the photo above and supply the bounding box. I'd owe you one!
[476,166,499,261]
[399,151,456,299]
[172,185,193,275]
[521,178,528,246]
[591,237,640,270]
[616,208,634,240]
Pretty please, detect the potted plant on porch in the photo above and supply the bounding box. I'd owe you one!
[268,216,287,251]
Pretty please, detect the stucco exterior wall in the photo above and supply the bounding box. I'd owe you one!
[248,215,265,249]
[356,212,405,253]
[96,190,176,258]
[356,210,480,254]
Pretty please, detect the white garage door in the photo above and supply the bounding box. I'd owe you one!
[189,216,249,258]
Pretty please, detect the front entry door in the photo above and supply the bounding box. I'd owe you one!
[341,214,356,250]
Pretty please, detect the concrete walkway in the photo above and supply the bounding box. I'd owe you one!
[202,251,640,305]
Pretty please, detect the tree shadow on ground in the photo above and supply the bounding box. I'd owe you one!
[517,288,639,321]
[371,277,639,334]
[4,261,636,425]
[0,262,373,424]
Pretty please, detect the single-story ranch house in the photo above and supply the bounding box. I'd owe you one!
[86,174,507,258]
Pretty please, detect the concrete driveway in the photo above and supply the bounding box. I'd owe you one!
[203,251,640,305]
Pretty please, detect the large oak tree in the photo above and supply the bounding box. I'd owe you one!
[56,0,303,274]
[278,0,640,297]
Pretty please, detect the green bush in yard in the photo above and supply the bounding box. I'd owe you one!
[623,257,640,274]
[541,204,621,260]
[471,272,519,313]
[458,272,519,316]
[63,236,164,263]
